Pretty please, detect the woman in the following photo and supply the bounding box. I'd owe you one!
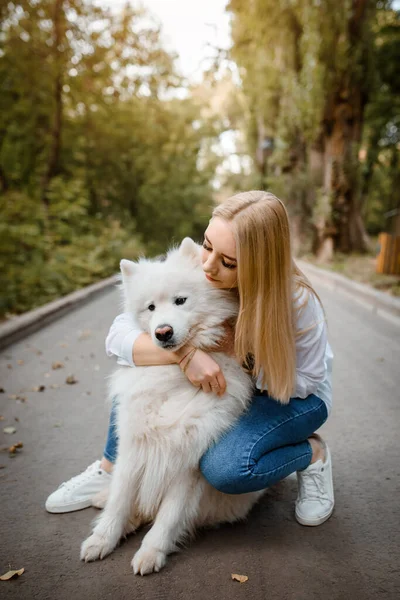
[46,191,334,526]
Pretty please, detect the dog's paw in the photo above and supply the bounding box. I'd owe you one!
[80,533,115,562]
[131,546,167,576]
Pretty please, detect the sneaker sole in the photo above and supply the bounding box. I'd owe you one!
[295,505,334,527]
[45,499,93,514]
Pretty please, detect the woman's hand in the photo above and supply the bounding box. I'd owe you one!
[176,346,227,396]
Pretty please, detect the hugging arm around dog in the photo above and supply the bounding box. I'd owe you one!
[104,191,334,525]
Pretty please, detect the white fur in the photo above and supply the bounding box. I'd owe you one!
[80,238,264,575]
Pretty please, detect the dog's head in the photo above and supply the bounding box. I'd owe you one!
[120,238,228,351]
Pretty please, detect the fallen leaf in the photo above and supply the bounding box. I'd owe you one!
[0,388,5,393]
[52,361,64,370]
[3,427,16,435]
[0,465,5,469]
[17,360,24,366]
[9,441,23,454]
[0,568,24,581]
[14,417,19,422]
[16,396,26,403]
[231,574,248,584]
[65,375,78,385]
[32,385,45,392]
[78,329,92,340]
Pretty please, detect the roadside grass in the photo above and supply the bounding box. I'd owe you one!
[302,241,400,298]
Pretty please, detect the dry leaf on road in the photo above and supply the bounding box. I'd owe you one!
[65,375,78,385]
[231,574,248,583]
[3,427,16,435]
[32,385,45,392]
[52,361,64,370]
[78,329,92,340]
[9,442,23,454]
[0,568,24,581]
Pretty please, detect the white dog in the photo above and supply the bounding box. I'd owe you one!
[80,238,264,575]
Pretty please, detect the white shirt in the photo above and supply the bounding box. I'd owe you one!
[105,291,333,415]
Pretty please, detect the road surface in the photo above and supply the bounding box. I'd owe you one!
[1,279,399,600]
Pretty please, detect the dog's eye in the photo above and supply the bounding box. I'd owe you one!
[148,303,155,311]
[174,297,187,306]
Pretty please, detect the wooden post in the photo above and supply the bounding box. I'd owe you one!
[376,233,400,275]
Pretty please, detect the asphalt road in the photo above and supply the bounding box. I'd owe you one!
[1,279,399,600]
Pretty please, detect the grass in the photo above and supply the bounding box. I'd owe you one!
[301,240,400,298]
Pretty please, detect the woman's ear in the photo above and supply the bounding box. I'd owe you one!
[179,237,201,263]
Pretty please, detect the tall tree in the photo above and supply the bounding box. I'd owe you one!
[228,0,384,256]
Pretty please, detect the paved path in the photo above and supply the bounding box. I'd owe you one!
[1,281,399,600]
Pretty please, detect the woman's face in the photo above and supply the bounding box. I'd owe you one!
[201,217,238,290]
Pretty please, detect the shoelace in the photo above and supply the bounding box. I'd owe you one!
[299,469,328,504]
[59,461,101,491]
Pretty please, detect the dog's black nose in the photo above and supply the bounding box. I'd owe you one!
[155,325,174,342]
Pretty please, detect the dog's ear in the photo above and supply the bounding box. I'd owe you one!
[120,259,137,277]
[179,237,201,263]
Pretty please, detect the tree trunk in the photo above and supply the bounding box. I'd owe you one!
[323,95,369,253]
[42,0,64,206]
[320,0,372,254]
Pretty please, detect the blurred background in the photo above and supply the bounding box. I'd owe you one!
[1,0,399,318]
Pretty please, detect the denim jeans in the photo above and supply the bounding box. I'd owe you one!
[103,391,328,494]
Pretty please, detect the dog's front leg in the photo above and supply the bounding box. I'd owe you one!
[132,473,203,576]
[80,451,139,562]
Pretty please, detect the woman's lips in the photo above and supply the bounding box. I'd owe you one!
[205,273,218,282]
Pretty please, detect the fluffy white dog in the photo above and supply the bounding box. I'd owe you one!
[80,238,264,575]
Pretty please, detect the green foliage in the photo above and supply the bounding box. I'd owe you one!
[227,0,399,252]
[361,7,400,233]
[0,186,140,315]
[0,0,217,317]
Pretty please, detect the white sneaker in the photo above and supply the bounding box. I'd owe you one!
[295,436,334,526]
[45,460,112,513]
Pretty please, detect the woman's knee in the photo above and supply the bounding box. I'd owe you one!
[200,446,243,494]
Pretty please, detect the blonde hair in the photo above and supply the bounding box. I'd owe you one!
[213,190,323,404]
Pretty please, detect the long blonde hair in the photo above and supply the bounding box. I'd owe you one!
[213,190,322,404]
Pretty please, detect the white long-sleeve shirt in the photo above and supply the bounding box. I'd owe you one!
[105,291,333,415]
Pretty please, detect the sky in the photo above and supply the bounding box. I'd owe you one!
[98,0,232,81]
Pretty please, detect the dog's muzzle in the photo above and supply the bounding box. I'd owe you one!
[155,325,174,344]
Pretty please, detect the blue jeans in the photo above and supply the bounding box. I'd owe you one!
[103,391,328,494]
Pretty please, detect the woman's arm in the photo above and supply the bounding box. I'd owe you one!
[106,313,228,395]
[294,293,330,398]
[133,332,180,366]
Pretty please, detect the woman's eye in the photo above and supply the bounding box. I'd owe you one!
[202,242,211,251]
[222,260,236,270]
[148,303,155,311]
[175,297,187,306]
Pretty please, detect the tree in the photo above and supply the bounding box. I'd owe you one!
[0,1,218,316]
[227,0,390,256]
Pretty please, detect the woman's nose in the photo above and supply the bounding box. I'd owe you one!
[203,254,217,273]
